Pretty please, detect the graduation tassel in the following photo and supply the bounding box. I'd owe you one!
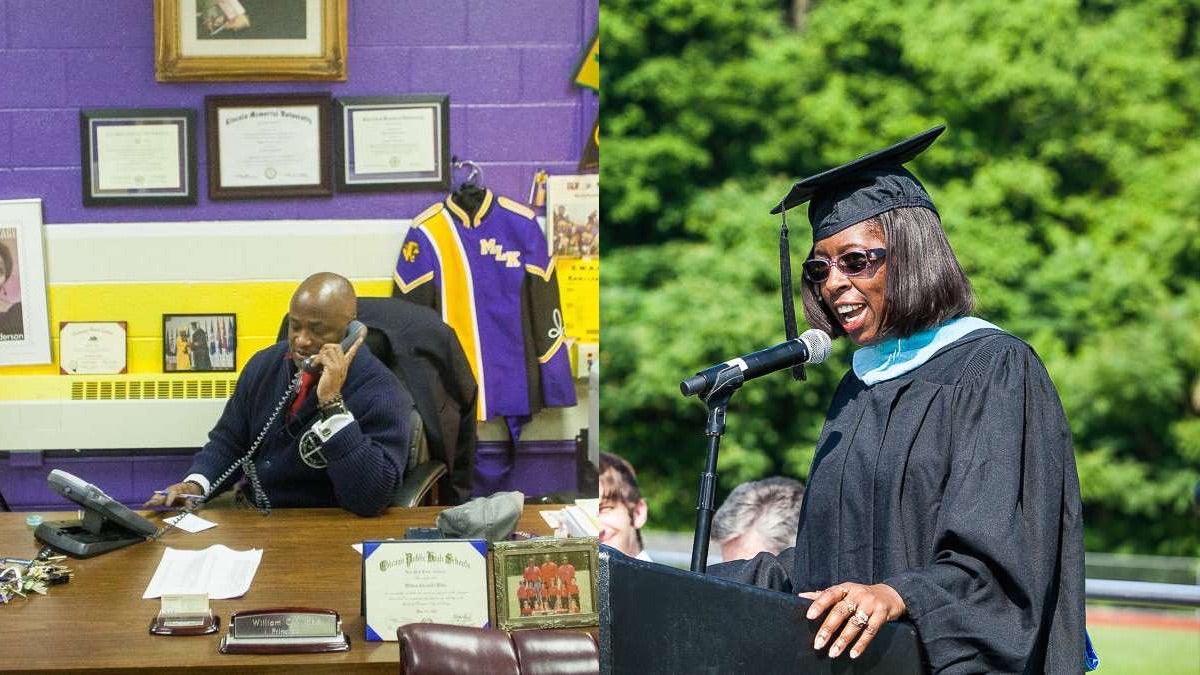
[778,209,806,381]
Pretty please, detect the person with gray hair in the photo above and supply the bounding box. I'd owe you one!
[711,477,804,562]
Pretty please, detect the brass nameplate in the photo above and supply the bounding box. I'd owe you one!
[219,608,349,654]
[232,611,338,638]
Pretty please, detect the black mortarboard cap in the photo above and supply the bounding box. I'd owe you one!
[771,125,945,241]
[771,126,945,379]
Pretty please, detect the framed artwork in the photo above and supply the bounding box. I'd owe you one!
[80,108,198,207]
[205,92,333,200]
[491,538,598,631]
[334,95,451,193]
[154,0,348,82]
[0,199,50,366]
[163,313,237,373]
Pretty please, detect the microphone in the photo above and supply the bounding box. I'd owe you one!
[680,329,832,397]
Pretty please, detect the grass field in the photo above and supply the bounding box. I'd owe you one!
[1087,622,1199,674]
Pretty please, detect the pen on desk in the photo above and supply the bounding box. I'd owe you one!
[154,491,205,500]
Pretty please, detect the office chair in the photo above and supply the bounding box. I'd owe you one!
[394,408,447,507]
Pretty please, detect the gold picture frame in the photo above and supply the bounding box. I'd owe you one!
[155,0,347,82]
[491,538,599,631]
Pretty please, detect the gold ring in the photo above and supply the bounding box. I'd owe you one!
[838,599,858,614]
[850,610,870,627]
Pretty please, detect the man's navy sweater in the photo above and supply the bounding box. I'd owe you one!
[187,341,412,516]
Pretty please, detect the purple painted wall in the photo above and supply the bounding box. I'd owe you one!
[0,0,599,223]
[0,441,581,510]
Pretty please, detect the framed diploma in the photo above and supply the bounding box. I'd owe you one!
[491,538,599,631]
[80,108,198,207]
[362,539,489,641]
[155,0,348,82]
[205,93,332,199]
[334,95,451,193]
[60,322,128,375]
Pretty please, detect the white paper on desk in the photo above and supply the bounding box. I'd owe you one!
[142,545,263,600]
[162,513,218,533]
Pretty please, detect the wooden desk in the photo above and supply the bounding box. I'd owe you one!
[0,506,557,674]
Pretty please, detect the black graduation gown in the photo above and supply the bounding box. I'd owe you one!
[709,329,1086,674]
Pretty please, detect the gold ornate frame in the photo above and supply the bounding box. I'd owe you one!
[491,538,599,631]
[154,0,347,82]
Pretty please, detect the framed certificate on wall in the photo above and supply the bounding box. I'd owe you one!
[205,92,333,200]
[334,95,451,192]
[60,322,128,375]
[80,108,198,207]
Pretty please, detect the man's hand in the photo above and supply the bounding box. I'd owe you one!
[143,481,203,509]
[313,329,367,405]
[799,582,906,660]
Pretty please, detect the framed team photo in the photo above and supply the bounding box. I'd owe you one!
[162,313,237,372]
[491,538,598,631]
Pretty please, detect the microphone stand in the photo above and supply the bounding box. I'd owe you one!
[690,365,745,574]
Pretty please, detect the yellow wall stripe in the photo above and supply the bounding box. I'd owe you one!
[0,279,392,396]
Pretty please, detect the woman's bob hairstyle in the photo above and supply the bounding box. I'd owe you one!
[800,206,974,340]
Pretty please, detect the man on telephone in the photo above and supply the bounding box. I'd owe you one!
[145,273,413,516]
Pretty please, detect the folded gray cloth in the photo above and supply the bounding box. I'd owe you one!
[435,491,524,541]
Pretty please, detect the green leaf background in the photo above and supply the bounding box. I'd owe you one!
[600,0,1200,555]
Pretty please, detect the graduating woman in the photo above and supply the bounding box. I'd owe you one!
[710,127,1087,673]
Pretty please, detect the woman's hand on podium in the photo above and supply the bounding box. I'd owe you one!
[799,582,906,660]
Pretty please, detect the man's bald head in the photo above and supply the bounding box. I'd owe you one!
[292,273,357,319]
[287,273,358,367]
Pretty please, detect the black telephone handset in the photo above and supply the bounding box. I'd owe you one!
[301,320,367,374]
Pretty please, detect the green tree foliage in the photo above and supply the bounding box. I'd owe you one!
[601,0,1200,554]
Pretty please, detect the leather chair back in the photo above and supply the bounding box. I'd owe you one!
[398,623,598,675]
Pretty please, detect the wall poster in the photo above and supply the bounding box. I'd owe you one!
[0,199,51,366]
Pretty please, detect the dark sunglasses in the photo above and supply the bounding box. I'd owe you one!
[802,248,887,283]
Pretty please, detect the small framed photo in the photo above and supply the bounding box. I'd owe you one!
[80,108,198,207]
[163,313,236,373]
[546,174,600,258]
[492,538,598,631]
[154,0,348,82]
[205,92,333,200]
[334,95,451,193]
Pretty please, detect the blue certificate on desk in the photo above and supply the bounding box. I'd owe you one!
[362,539,489,641]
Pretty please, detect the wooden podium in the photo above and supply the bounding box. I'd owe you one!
[598,547,925,674]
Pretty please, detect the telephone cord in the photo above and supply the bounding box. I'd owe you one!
[149,372,300,540]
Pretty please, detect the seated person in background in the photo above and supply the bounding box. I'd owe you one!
[598,452,651,561]
[710,477,804,562]
[145,273,413,516]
